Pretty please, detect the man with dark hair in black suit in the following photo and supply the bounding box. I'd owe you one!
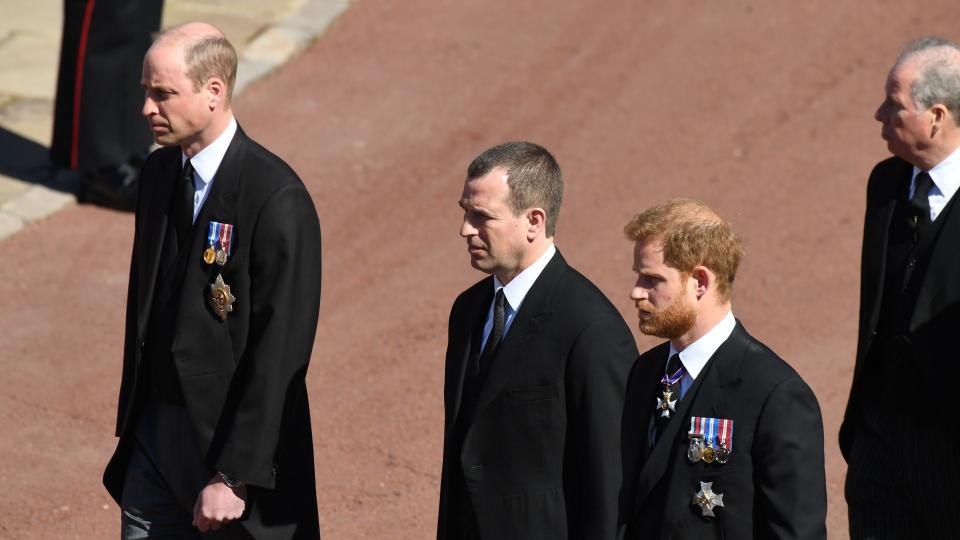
[841,36,960,539]
[437,141,637,540]
[103,22,322,539]
[619,198,826,539]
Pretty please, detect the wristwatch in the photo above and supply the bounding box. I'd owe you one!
[218,471,246,489]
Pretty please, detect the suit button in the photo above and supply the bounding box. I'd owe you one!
[139,339,146,350]
[469,465,482,471]
[908,258,916,267]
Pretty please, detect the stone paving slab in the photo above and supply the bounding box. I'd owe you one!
[0,97,54,146]
[0,210,24,239]
[0,174,31,203]
[0,0,351,244]
[0,31,60,101]
[1,182,75,222]
[0,1,63,32]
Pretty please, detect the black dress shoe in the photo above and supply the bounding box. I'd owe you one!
[79,159,142,212]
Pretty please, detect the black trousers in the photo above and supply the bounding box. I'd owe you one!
[845,417,960,539]
[51,0,163,172]
[121,401,246,539]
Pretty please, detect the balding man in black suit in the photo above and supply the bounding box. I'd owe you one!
[103,23,322,539]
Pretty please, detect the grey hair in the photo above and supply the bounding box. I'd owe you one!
[896,37,960,126]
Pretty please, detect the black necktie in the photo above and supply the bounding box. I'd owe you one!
[653,353,684,445]
[909,171,933,239]
[177,160,196,245]
[479,289,507,375]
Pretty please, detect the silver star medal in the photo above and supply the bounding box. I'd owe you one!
[692,481,724,517]
[656,387,677,418]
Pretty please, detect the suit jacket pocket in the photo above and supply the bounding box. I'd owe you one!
[508,384,558,404]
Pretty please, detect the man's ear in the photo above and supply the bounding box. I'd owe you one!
[691,265,712,299]
[930,104,949,138]
[206,77,226,110]
[525,208,546,241]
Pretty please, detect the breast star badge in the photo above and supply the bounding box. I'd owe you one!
[692,481,724,517]
[209,274,236,320]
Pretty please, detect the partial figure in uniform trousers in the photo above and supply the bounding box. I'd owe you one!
[841,37,960,539]
[618,199,826,540]
[437,142,637,540]
[102,22,323,539]
[52,0,164,210]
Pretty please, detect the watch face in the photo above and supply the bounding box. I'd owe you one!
[219,472,244,488]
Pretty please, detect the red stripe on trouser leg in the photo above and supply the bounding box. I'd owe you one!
[70,0,97,170]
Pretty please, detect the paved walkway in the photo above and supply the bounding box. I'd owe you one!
[0,0,350,242]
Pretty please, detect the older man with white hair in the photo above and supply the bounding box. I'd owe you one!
[842,36,960,539]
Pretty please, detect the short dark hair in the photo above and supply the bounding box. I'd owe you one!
[467,141,563,237]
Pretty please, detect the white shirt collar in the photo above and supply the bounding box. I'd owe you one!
[668,310,736,380]
[913,144,960,204]
[492,243,557,312]
[181,116,238,186]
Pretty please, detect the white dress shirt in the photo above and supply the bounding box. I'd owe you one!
[911,144,960,222]
[480,243,557,352]
[180,116,238,223]
[668,310,736,399]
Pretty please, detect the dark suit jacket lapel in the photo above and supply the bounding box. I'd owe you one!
[449,283,493,429]
[634,346,667,464]
[911,191,960,331]
[632,321,750,516]
[136,150,180,339]
[701,322,750,416]
[470,250,566,422]
[860,160,907,346]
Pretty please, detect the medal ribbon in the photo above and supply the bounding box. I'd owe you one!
[217,223,233,256]
[660,366,685,386]
[706,417,716,447]
[691,416,707,438]
[717,418,734,451]
[689,416,734,450]
[207,221,221,249]
[206,221,234,255]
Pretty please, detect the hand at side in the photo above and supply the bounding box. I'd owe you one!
[193,475,247,532]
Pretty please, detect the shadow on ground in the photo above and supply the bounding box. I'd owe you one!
[0,127,81,194]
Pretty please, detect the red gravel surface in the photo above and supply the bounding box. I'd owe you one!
[2,1,959,538]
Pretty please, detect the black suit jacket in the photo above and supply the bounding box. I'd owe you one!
[620,322,826,540]
[437,250,638,540]
[103,126,322,539]
[840,155,960,458]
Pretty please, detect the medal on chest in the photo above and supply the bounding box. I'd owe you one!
[687,416,734,464]
[692,481,725,517]
[655,365,685,418]
[204,221,234,266]
[209,274,236,320]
